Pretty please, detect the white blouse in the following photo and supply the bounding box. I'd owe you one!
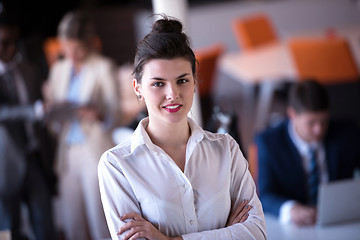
[98,117,266,240]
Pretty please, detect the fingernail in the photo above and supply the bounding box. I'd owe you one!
[241,200,246,203]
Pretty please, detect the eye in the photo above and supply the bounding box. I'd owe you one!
[177,78,189,84]
[152,82,164,87]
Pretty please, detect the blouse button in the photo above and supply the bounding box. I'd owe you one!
[190,219,195,225]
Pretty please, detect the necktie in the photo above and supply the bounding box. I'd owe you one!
[308,147,319,205]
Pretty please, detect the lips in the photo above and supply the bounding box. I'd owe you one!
[163,104,182,113]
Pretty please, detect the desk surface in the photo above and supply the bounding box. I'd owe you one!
[219,43,297,84]
[265,214,360,240]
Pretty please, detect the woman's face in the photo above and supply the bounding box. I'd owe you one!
[134,57,196,125]
[60,38,90,65]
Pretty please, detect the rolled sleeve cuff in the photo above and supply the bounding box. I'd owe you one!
[279,200,297,225]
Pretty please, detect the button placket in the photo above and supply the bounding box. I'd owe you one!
[181,179,198,232]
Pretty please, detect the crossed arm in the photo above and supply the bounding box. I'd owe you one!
[118,200,252,240]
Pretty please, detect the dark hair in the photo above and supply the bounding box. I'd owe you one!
[288,79,329,113]
[57,10,96,45]
[133,15,197,82]
[0,6,20,31]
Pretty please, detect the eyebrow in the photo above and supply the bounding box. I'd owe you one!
[150,73,191,81]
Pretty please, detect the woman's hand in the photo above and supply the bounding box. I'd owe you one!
[226,199,252,226]
[118,212,182,240]
[76,105,102,122]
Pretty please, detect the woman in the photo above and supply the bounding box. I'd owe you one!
[98,16,266,240]
[45,10,118,240]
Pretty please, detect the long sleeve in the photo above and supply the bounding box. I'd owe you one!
[92,58,120,131]
[256,132,289,216]
[98,150,145,240]
[0,104,36,123]
[182,136,266,240]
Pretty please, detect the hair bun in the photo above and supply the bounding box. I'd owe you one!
[152,17,183,34]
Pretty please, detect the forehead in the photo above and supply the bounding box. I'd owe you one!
[0,26,18,39]
[297,111,329,121]
[60,37,82,44]
[142,58,193,79]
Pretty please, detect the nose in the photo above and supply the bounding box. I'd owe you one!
[166,83,179,100]
[313,122,325,139]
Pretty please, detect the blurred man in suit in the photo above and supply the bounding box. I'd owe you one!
[255,79,360,226]
[0,9,55,240]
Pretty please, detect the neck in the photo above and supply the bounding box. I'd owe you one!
[73,62,83,74]
[146,117,190,148]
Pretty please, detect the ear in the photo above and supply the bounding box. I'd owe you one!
[133,79,142,97]
[287,107,296,119]
[193,76,198,93]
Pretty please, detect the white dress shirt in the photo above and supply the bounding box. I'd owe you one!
[279,121,328,224]
[98,117,266,240]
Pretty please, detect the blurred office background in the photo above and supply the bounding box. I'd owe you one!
[1,0,360,239]
[3,0,359,152]
[2,0,359,143]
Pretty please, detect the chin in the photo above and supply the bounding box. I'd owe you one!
[163,113,187,123]
[309,137,322,143]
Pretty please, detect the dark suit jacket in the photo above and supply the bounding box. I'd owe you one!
[0,59,57,194]
[0,60,43,149]
[255,119,360,217]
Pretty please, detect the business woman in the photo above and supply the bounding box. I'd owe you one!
[98,16,266,240]
[45,10,119,240]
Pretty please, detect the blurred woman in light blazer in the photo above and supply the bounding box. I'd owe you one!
[44,10,119,240]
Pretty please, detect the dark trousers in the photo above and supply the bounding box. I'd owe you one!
[0,158,55,240]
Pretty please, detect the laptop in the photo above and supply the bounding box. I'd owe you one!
[317,178,360,226]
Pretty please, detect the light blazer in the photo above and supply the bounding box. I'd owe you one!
[47,53,120,175]
[255,119,360,217]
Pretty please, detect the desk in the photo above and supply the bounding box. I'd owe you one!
[219,43,296,84]
[219,25,360,134]
[265,214,360,240]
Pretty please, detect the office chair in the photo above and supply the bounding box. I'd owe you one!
[231,13,278,51]
[195,43,225,98]
[288,37,359,84]
[43,37,63,68]
[195,43,225,126]
[248,142,258,184]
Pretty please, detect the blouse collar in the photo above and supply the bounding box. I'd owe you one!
[130,117,219,154]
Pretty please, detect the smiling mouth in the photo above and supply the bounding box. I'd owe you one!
[163,104,182,112]
[165,105,180,109]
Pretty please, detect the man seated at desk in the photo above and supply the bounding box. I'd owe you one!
[255,79,360,226]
